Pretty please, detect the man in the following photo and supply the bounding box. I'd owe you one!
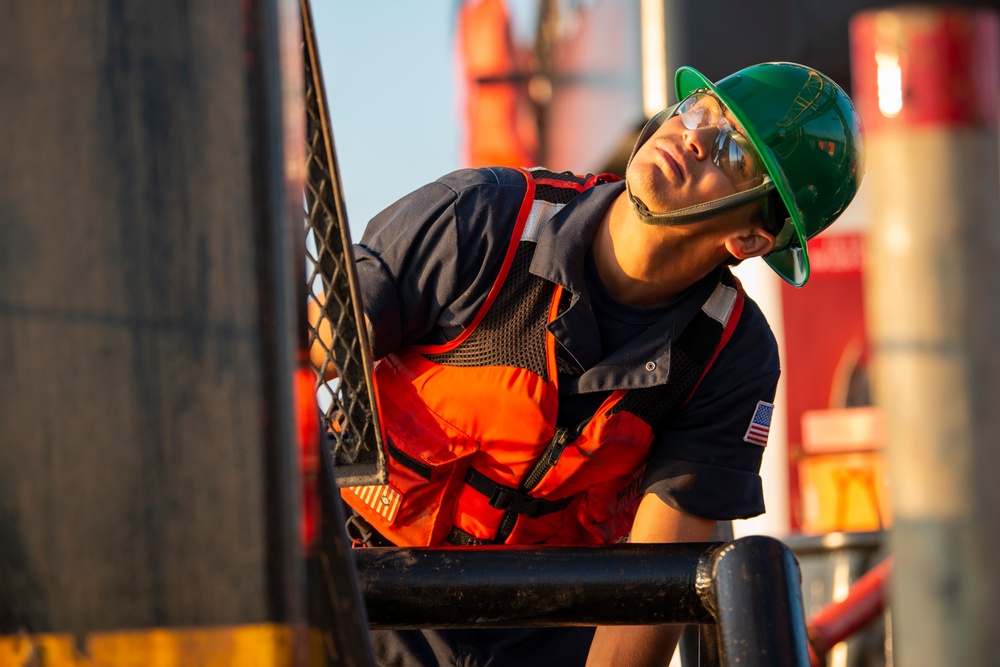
[317,62,864,666]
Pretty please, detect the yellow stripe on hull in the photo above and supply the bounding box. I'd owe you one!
[0,624,324,667]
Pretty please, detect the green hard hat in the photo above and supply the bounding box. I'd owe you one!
[676,63,865,286]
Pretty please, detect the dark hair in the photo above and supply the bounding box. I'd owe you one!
[761,191,786,238]
[723,192,787,267]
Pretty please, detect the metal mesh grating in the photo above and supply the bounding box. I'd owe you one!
[302,4,385,487]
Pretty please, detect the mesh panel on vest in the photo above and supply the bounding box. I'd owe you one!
[425,242,552,380]
[530,169,612,205]
[609,348,702,427]
[535,181,584,205]
[553,289,583,380]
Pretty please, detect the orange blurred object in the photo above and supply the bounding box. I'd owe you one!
[295,365,321,554]
[798,407,891,534]
[457,0,538,167]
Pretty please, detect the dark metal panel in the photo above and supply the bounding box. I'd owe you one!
[0,0,303,636]
[308,438,378,666]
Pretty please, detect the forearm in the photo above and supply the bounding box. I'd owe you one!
[586,624,682,667]
[308,299,340,380]
[585,494,717,666]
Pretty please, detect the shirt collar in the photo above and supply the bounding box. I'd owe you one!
[528,179,625,294]
[523,178,726,393]
[528,180,624,372]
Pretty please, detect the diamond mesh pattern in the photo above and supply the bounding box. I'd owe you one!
[303,16,384,486]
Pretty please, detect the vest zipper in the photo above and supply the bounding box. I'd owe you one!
[494,425,579,543]
[519,426,575,493]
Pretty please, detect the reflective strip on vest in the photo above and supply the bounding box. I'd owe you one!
[702,282,738,324]
[348,483,402,523]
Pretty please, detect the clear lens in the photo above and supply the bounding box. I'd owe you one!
[675,92,761,187]
[677,93,721,129]
[717,133,761,187]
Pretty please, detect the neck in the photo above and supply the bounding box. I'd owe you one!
[591,193,728,308]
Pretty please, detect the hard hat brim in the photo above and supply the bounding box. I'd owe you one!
[675,65,811,287]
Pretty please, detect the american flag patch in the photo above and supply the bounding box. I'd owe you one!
[348,483,402,523]
[743,401,773,446]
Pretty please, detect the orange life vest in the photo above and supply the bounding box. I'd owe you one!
[344,168,745,547]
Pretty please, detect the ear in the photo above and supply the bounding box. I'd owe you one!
[724,229,776,260]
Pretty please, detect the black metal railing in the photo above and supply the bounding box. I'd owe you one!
[356,537,812,667]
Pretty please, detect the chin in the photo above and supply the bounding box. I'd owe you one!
[629,172,673,212]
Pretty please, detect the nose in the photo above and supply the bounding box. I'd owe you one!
[684,125,720,161]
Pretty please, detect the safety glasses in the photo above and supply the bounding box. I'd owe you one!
[673,91,763,188]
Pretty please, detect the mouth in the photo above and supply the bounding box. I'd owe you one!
[655,145,684,181]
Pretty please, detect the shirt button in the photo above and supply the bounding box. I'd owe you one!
[645,361,656,372]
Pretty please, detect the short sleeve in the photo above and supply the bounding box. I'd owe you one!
[354,168,529,359]
[640,297,780,520]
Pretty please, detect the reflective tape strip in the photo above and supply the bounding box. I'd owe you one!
[0,624,323,666]
[349,483,402,523]
[702,283,738,325]
[522,200,564,242]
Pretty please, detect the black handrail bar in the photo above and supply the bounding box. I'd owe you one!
[354,536,811,667]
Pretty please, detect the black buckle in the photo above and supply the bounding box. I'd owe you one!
[489,487,543,518]
[467,467,567,519]
[513,494,543,518]
[489,486,514,511]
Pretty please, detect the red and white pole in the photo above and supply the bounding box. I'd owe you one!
[851,8,1000,665]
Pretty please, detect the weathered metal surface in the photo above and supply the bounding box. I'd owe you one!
[0,0,305,646]
[357,543,719,628]
[852,7,1000,666]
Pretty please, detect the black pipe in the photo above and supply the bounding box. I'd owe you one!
[709,536,811,667]
[356,543,720,628]
[355,536,811,667]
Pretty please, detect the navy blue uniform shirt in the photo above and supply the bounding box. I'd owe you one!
[355,167,779,520]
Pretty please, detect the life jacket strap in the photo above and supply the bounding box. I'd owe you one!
[464,468,571,519]
[446,526,493,546]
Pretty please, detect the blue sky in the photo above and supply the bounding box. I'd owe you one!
[310,0,543,238]
[311,1,462,240]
